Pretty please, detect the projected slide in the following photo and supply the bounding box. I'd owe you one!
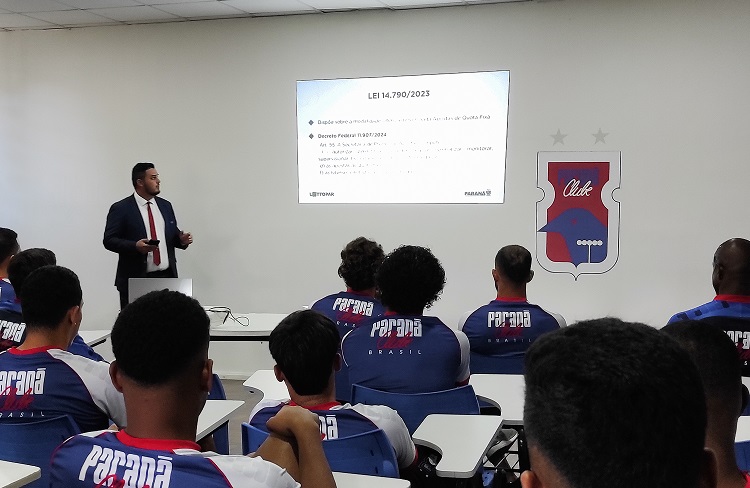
[297,71,509,204]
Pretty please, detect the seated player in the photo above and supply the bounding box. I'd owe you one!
[521,317,716,488]
[0,248,103,360]
[341,245,470,393]
[669,238,750,323]
[459,245,565,374]
[310,237,386,401]
[51,290,336,488]
[664,320,750,488]
[250,309,417,474]
[0,265,126,431]
[0,228,20,314]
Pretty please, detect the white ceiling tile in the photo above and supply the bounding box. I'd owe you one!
[223,0,316,14]
[300,0,387,9]
[57,0,142,8]
[0,12,57,27]
[381,0,463,6]
[87,5,180,21]
[0,0,72,13]
[154,1,247,18]
[143,0,215,4]
[27,9,118,25]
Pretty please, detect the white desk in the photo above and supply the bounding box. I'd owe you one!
[243,369,290,401]
[78,329,112,347]
[412,414,503,479]
[333,471,410,487]
[196,400,245,441]
[737,416,750,443]
[208,313,288,342]
[0,460,40,488]
[470,374,525,424]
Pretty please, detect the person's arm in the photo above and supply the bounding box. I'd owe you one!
[103,203,140,254]
[454,329,471,386]
[257,405,336,488]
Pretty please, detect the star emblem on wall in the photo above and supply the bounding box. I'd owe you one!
[593,128,609,144]
[551,129,567,145]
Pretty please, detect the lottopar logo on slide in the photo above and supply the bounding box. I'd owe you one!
[536,152,621,279]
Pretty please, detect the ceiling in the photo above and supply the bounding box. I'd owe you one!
[0,0,530,31]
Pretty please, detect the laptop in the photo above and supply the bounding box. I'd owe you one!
[128,278,193,303]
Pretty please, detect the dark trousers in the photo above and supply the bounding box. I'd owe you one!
[117,269,173,309]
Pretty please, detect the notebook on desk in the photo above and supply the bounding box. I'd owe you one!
[128,278,193,303]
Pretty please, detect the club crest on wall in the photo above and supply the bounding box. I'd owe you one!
[536,152,621,279]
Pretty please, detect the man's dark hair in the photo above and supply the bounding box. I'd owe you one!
[131,162,155,188]
[112,290,209,386]
[376,245,445,314]
[524,317,707,488]
[337,237,385,291]
[495,245,532,284]
[663,319,742,407]
[20,265,82,330]
[269,310,339,396]
[0,228,19,263]
[7,248,57,294]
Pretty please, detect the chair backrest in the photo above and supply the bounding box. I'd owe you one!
[0,415,80,488]
[207,373,230,454]
[241,422,399,477]
[351,383,480,434]
[737,440,750,471]
[469,351,525,375]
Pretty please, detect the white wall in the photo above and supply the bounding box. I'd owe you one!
[2,0,749,375]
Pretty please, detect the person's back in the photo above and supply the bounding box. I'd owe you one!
[459,245,565,374]
[250,310,417,472]
[664,320,749,488]
[51,290,336,488]
[521,318,716,488]
[342,245,470,394]
[669,238,750,323]
[0,265,125,431]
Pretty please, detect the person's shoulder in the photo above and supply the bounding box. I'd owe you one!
[110,195,136,207]
[667,300,719,323]
[204,454,300,488]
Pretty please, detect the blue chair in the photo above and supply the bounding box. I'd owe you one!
[351,384,480,434]
[469,351,525,375]
[0,415,80,488]
[737,441,750,471]
[241,422,399,477]
[207,373,230,454]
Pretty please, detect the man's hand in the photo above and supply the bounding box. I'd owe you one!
[135,239,158,255]
[265,405,322,442]
[179,232,193,246]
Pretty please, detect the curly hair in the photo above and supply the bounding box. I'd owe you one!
[376,245,445,314]
[337,237,385,291]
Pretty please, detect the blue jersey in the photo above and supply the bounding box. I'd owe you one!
[458,298,565,373]
[668,295,750,323]
[0,309,26,352]
[310,290,385,340]
[0,278,21,314]
[51,430,300,488]
[0,346,126,432]
[250,400,416,469]
[341,314,470,394]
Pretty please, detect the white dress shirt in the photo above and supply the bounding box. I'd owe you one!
[133,193,169,272]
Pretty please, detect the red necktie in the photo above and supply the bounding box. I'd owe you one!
[146,202,161,266]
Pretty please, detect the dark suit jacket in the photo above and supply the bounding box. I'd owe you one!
[103,195,187,288]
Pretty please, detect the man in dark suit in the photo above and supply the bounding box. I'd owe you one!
[104,162,193,309]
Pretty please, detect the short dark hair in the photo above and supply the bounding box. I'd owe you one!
[112,290,209,386]
[7,248,57,294]
[376,245,445,314]
[663,319,742,406]
[524,317,707,488]
[495,245,532,284]
[337,237,385,291]
[0,228,19,263]
[20,265,82,330]
[131,162,155,188]
[269,310,339,396]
